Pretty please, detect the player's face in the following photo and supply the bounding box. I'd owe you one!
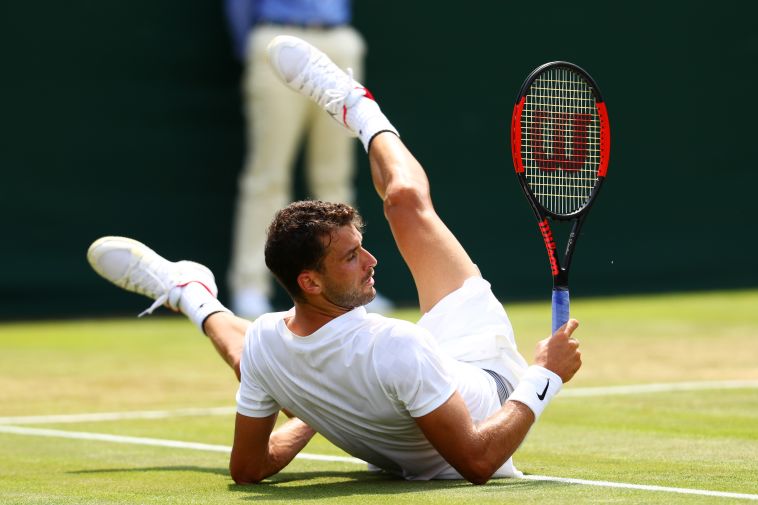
[318,225,377,309]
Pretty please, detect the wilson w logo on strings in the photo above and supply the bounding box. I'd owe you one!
[528,111,592,172]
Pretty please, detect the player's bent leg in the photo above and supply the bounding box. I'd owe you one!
[368,133,480,313]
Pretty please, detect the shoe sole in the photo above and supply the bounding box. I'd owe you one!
[87,236,155,284]
[87,236,217,296]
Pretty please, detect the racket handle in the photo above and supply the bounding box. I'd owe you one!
[552,288,570,334]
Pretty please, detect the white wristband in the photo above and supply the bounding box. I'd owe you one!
[508,365,563,419]
[192,298,232,333]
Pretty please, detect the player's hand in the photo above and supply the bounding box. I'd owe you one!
[533,319,582,383]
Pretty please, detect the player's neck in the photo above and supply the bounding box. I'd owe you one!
[286,298,352,337]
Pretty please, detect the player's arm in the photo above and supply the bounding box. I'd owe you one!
[229,413,316,484]
[415,390,534,484]
[414,319,581,485]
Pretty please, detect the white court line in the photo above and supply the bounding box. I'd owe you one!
[561,380,758,398]
[0,406,237,425]
[1,425,756,501]
[2,380,756,426]
[520,475,758,501]
[0,425,233,453]
[0,425,361,463]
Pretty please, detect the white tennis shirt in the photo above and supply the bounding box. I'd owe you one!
[236,306,520,480]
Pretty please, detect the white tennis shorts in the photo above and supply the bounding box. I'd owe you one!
[417,276,528,391]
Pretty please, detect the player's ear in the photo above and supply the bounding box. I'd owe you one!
[297,270,322,296]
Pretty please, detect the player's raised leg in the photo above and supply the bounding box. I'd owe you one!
[87,236,247,379]
[365,133,479,312]
[267,36,479,312]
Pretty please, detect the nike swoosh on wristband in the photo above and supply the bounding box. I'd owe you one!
[537,379,550,401]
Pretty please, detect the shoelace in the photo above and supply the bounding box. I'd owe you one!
[301,52,355,113]
[139,294,168,318]
[324,68,356,110]
[124,259,172,317]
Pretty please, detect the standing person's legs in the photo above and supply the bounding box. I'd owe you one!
[306,27,365,206]
[229,26,310,315]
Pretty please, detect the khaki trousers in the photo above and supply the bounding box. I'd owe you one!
[228,25,366,297]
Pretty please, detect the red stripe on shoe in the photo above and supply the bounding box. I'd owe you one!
[176,281,215,297]
[343,87,375,127]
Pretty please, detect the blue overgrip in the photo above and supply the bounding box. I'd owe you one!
[552,288,570,334]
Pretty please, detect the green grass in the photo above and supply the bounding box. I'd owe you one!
[1,289,757,504]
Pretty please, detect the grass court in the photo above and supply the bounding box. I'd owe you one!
[1,290,757,504]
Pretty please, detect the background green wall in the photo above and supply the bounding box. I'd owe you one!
[1,1,755,319]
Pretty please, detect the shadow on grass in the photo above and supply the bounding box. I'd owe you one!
[70,465,228,477]
[229,470,549,501]
[71,465,561,500]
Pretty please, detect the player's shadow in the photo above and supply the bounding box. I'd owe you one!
[70,465,228,477]
[229,470,543,500]
[71,466,555,499]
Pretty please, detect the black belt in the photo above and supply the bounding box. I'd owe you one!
[257,21,346,30]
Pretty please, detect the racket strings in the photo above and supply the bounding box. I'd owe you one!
[521,69,600,216]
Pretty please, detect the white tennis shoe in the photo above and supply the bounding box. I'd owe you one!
[87,236,217,317]
[267,35,370,135]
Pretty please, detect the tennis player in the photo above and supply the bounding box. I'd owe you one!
[87,36,581,484]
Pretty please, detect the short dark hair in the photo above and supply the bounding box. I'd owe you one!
[264,200,364,300]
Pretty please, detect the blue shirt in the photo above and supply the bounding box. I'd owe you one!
[224,0,352,60]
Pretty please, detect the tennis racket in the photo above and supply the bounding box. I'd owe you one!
[510,61,610,334]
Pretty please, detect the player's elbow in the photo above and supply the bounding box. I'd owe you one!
[229,467,260,485]
[457,458,497,485]
[229,460,266,485]
[462,466,494,485]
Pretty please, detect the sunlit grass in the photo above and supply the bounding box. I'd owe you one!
[1,289,757,504]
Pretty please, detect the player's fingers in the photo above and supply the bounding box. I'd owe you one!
[571,352,582,375]
[553,318,580,339]
[563,319,580,337]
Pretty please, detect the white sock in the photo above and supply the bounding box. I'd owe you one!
[171,282,232,334]
[345,95,399,151]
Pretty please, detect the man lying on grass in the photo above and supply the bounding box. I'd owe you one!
[87,36,581,484]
